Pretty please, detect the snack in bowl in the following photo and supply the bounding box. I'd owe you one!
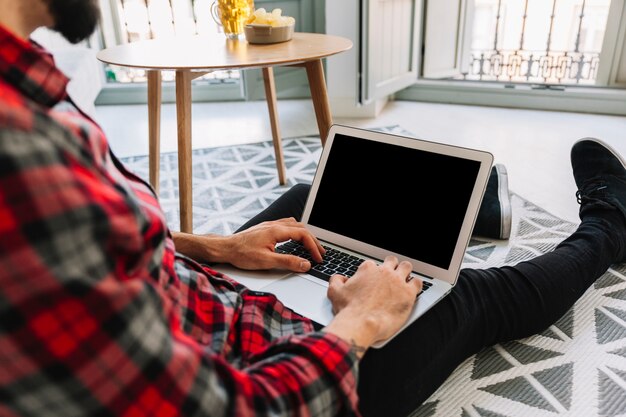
[247,8,295,26]
[244,8,295,44]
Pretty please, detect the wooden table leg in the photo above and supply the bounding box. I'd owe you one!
[262,67,287,185]
[175,70,193,233]
[147,70,162,193]
[305,59,333,146]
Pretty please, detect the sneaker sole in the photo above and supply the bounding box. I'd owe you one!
[495,163,512,239]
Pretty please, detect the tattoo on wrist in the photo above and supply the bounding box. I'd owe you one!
[350,339,368,358]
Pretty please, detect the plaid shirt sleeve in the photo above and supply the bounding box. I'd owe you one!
[0,121,360,417]
[0,23,361,415]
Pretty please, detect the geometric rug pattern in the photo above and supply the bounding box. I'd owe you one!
[119,125,409,234]
[120,126,626,417]
[120,135,324,234]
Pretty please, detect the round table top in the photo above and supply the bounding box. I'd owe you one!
[96,32,353,71]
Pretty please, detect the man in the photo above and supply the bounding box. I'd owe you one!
[1,1,625,416]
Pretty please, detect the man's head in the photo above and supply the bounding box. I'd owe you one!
[0,0,100,42]
[45,0,101,43]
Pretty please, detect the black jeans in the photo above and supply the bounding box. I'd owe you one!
[235,184,623,417]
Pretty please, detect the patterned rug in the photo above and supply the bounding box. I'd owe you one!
[119,127,626,417]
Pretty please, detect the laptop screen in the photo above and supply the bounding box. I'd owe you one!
[307,133,481,270]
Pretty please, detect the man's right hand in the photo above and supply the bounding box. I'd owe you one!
[323,256,422,358]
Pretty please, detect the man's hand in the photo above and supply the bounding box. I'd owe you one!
[221,218,325,271]
[324,256,422,358]
[172,218,325,272]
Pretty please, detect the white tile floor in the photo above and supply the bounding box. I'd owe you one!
[96,98,626,225]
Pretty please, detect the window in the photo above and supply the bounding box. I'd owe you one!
[393,0,626,115]
[455,0,611,85]
[97,0,240,85]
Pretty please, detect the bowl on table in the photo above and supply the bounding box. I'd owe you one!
[244,23,294,44]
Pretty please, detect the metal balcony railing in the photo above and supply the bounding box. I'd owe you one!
[457,0,608,85]
[464,49,600,84]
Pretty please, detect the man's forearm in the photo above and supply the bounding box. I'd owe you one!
[172,232,232,264]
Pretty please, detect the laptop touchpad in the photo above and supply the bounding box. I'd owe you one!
[263,275,334,325]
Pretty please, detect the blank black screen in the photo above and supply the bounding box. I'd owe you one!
[308,133,481,269]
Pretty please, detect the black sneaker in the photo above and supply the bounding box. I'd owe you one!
[473,163,512,240]
[571,138,626,224]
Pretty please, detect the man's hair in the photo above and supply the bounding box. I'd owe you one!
[46,0,100,44]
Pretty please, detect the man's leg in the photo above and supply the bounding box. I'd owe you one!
[357,215,624,417]
[236,167,511,237]
[234,183,310,232]
[232,167,522,353]
[234,182,623,416]
[357,139,626,417]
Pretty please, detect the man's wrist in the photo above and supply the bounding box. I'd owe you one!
[347,338,368,358]
[323,308,380,359]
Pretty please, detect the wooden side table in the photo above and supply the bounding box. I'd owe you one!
[97,32,353,233]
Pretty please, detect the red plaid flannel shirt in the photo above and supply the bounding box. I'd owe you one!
[0,24,359,417]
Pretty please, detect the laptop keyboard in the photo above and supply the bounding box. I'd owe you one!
[275,240,433,296]
[276,240,363,280]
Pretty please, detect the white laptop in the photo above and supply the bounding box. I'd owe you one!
[215,124,493,348]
